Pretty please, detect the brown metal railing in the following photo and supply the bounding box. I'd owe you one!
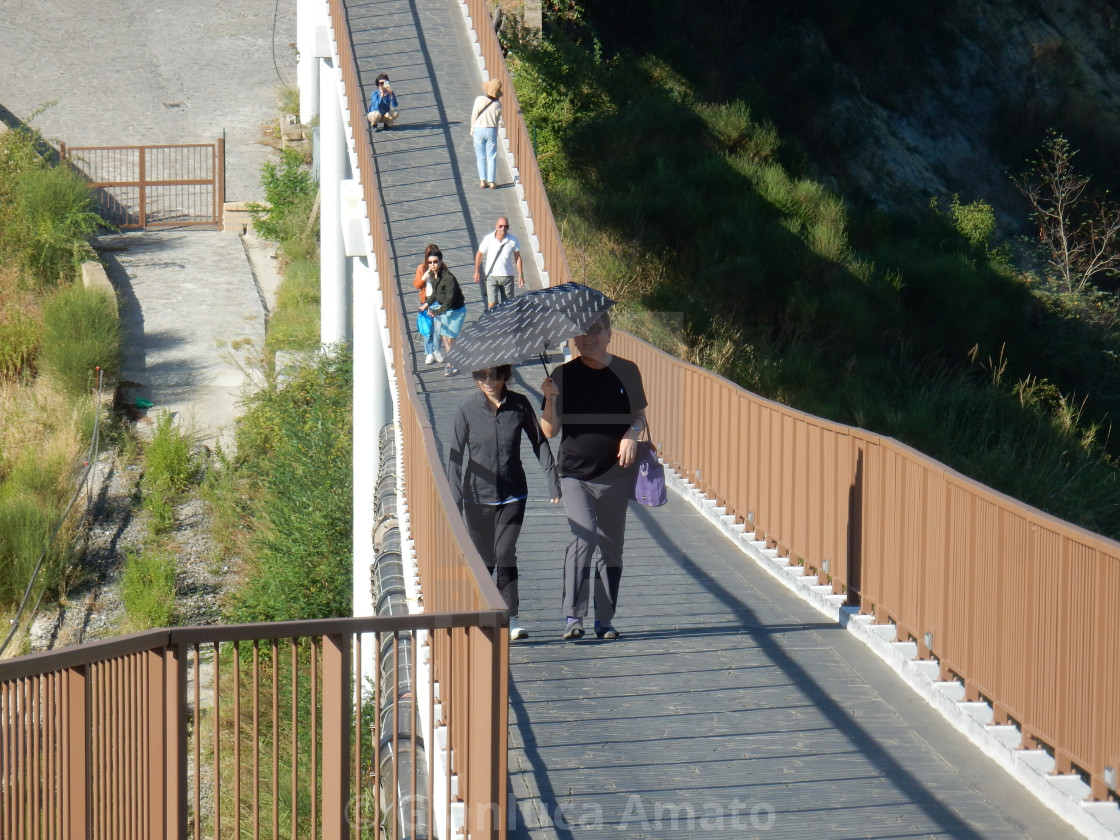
[608,332,1120,801]
[462,0,1120,801]
[61,141,224,229]
[0,614,505,839]
[329,0,511,835]
[3,6,1117,840]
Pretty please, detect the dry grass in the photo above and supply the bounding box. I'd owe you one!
[0,262,42,384]
[0,377,87,484]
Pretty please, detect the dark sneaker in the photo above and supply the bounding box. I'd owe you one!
[594,621,619,640]
[562,618,584,640]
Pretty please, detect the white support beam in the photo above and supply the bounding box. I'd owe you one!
[319,56,350,346]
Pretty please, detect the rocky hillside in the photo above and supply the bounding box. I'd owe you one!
[794,0,1120,225]
[587,0,1120,230]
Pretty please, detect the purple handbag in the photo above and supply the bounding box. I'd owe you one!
[633,435,666,507]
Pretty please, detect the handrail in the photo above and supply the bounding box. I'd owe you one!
[462,0,1119,803]
[0,613,503,840]
[2,4,1117,838]
[327,1,510,836]
[609,329,1120,802]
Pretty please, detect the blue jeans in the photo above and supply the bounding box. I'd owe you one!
[473,126,497,183]
[422,313,441,355]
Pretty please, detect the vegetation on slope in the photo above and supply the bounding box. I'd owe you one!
[0,119,119,627]
[503,2,1120,537]
[223,349,354,623]
[215,129,353,624]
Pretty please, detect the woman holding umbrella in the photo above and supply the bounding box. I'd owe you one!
[447,364,561,639]
[540,311,647,641]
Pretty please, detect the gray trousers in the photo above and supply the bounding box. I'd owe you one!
[485,274,514,307]
[560,465,631,623]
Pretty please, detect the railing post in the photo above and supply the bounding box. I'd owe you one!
[467,625,507,839]
[138,146,147,229]
[144,649,167,839]
[65,665,90,840]
[322,633,352,840]
[162,644,188,839]
[215,136,225,230]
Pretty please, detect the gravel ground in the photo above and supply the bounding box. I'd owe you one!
[29,445,227,652]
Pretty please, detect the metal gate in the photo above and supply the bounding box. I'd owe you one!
[61,140,225,229]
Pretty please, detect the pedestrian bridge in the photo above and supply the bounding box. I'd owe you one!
[2,0,1119,838]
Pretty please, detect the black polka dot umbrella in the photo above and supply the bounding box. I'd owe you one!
[446,282,615,374]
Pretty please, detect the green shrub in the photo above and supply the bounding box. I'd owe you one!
[3,165,104,285]
[949,195,997,253]
[248,149,317,248]
[38,283,120,399]
[121,548,177,629]
[228,349,353,622]
[144,411,195,495]
[141,411,197,535]
[143,492,175,536]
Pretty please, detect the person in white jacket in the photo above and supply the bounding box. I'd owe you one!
[469,79,503,188]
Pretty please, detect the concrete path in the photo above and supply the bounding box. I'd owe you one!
[1,0,293,449]
[351,0,1081,837]
[0,0,294,201]
[98,228,274,448]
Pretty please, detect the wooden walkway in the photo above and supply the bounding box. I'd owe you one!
[348,0,1077,836]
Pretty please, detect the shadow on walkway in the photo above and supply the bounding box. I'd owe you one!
[349,1,1078,837]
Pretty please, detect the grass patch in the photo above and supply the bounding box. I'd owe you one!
[0,379,89,613]
[265,257,320,353]
[224,349,353,623]
[0,281,41,383]
[38,283,121,400]
[121,547,177,630]
[0,495,56,610]
[247,143,321,354]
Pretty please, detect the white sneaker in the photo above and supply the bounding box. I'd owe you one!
[424,354,435,365]
[434,350,444,363]
[509,617,528,640]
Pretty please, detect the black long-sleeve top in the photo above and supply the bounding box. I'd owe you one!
[447,388,560,507]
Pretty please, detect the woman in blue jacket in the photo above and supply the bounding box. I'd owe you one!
[447,365,560,639]
[367,73,399,130]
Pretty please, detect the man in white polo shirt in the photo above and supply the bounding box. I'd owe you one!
[473,216,524,308]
